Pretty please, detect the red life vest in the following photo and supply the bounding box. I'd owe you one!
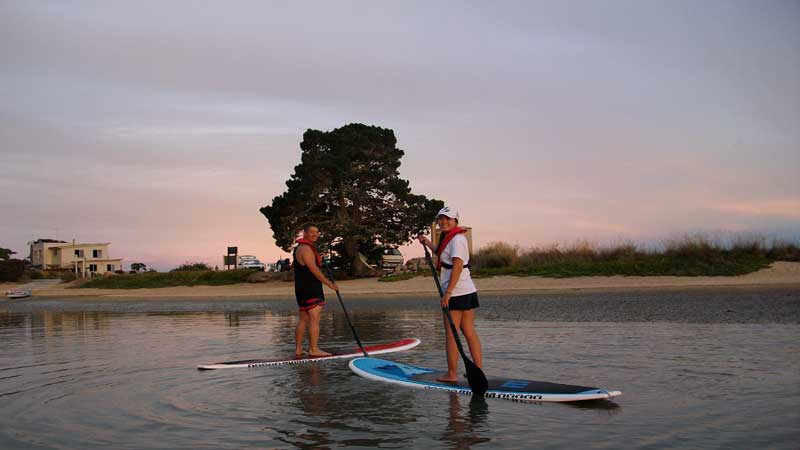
[435,227,468,270]
[295,238,322,267]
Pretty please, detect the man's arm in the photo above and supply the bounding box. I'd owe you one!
[297,246,338,291]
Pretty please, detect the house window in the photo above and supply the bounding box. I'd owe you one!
[89,264,97,272]
[107,264,114,271]
[93,249,103,258]
[75,249,84,258]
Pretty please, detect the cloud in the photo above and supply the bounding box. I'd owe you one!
[711,199,800,220]
[1,1,798,267]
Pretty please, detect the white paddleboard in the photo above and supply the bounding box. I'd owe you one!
[198,338,420,370]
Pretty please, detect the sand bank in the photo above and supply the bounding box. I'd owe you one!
[7,262,798,301]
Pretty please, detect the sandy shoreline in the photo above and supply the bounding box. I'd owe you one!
[2,262,798,302]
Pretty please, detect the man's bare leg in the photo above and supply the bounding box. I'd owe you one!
[307,305,331,357]
[295,310,309,356]
[459,309,482,368]
[437,310,463,382]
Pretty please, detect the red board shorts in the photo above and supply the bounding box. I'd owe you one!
[297,297,325,312]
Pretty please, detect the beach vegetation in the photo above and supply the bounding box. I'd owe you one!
[470,234,798,278]
[378,271,429,282]
[77,269,255,289]
[170,262,212,272]
[61,271,77,282]
[0,259,25,282]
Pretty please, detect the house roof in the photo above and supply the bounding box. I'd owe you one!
[48,243,111,248]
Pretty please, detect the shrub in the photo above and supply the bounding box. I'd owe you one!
[470,233,785,278]
[597,241,641,260]
[473,241,518,269]
[170,262,211,272]
[730,235,767,256]
[0,259,25,282]
[29,270,43,280]
[767,240,800,261]
[61,271,77,282]
[559,240,598,262]
[663,235,718,259]
[79,268,255,289]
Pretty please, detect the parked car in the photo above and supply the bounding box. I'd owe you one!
[239,259,265,271]
[381,247,404,270]
[237,254,257,264]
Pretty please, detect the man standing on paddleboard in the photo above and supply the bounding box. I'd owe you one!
[294,224,338,357]
[418,207,483,382]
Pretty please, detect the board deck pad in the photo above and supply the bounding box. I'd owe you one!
[197,338,420,370]
[349,357,622,402]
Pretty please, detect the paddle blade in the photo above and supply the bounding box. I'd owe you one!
[464,357,488,396]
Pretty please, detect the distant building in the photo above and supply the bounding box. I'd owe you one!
[29,239,124,277]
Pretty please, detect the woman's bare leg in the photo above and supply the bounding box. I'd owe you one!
[459,309,482,368]
[438,310,463,382]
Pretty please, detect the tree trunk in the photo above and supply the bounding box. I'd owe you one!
[344,236,379,277]
[352,254,379,278]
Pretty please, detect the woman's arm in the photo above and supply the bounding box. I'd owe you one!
[416,234,437,252]
[441,257,463,308]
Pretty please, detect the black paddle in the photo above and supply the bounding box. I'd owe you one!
[421,242,488,396]
[322,260,369,357]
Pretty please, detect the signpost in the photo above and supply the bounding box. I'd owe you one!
[224,246,238,270]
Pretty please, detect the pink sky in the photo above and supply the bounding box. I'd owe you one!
[1,2,798,270]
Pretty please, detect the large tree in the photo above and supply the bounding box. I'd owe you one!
[0,247,15,260]
[260,123,443,275]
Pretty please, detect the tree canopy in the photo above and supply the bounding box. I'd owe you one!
[0,247,16,260]
[260,123,443,275]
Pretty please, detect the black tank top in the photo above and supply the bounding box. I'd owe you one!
[293,245,324,301]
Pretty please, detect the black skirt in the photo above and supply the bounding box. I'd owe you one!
[448,291,479,311]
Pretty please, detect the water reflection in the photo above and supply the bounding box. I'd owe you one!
[0,312,27,329]
[1,307,797,450]
[443,394,491,450]
[565,398,622,413]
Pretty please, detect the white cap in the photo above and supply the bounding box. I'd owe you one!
[436,206,459,220]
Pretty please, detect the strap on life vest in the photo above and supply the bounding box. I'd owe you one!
[435,227,468,270]
[440,262,470,270]
[295,238,322,267]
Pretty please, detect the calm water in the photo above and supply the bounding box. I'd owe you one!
[1,293,798,449]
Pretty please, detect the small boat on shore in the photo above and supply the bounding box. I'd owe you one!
[5,290,32,300]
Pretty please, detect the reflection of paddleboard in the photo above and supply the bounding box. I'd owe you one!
[197,338,420,370]
[349,357,622,402]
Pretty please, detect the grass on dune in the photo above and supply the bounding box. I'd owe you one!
[469,235,797,278]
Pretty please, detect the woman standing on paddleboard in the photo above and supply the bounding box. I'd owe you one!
[418,207,482,382]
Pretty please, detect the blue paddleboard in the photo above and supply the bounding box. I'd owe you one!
[349,357,622,402]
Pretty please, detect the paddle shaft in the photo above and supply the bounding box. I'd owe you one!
[422,242,487,395]
[323,261,369,357]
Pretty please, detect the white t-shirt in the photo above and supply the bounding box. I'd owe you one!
[439,233,477,296]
